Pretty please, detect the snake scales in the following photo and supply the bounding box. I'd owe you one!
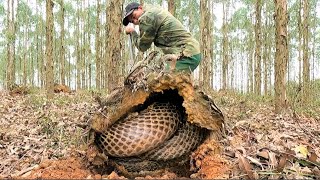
[96,102,205,171]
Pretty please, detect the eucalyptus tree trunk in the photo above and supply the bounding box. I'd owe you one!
[298,0,302,84]
[247,24,254,93]
[210,1,215,88]
[45,0,54,98]
[221,1,229,90]
[263,1,272,95]
[199,0,213,90]
[263,8,268,95]
[274,0,288,113]
[302,0,310,103]
[68,49,71,88]
[36,0,45,87]
[81,0,86,89]
[311,9,316,83]
[76,2,81,90]
[87,0,92,88]
[168,0,175,16]
[23,3,29,86]
[59,0,66,85]
[254,0,262,95]
[36,1,40,86]
[264,22,273,96]
[106,0,124,92]
[6,0,16,89]
[95,0,101,89]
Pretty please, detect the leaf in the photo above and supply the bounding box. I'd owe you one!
[238,154,256,180]
[257,149,269,159]
[308,151,318,164]
[277,154,287,172]
[293,145,308,158]
[247,156,264,170]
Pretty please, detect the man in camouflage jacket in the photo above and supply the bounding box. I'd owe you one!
[123,2,201,72]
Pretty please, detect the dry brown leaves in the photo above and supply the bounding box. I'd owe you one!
[0,90,97,178]
[217,93,320,179]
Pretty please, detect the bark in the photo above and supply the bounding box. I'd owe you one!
[274,0,288,113]
[247,16,254,93]
[254,0,262,95]
[81,0,86,89]
[199,0,213,91]
[45,0,54,98]
[168,0,175,16]
[95,0,101,89]
[298,0,302,84]
[6,0,16,89]
[302,0,310,103]
[221,1,229,90]
[23,13,28,86]
[60,0,66,85]
[76,3,81,89]
[263,15,268,95]
[106,0,124,92]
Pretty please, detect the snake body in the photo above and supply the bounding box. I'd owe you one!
[96,102,205,170]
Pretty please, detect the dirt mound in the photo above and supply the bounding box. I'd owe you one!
[23,157,97,179]
[190,140,230,179]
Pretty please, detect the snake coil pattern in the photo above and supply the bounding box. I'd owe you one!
[96,102,205,170]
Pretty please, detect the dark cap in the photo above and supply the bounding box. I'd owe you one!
[122,2,140,26]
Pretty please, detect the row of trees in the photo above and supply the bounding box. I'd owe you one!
[0,0,319,112]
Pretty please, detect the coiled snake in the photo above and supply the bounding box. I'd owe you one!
[96,102,205,171]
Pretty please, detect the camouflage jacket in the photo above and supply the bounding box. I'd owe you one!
[131,4,200,57]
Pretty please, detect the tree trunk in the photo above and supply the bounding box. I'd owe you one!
[106,0,124,92]
[298,0,302,85]
[76,3,81,90]
[263,13,268,95]
[60,0,66,85]
[254,0,262,95]
[95,0,101,89]
[6,0,16,89]
[302,0,310,103]
[45,0,54,98]
[221,1,229,90]
[87,0,91,88]
[199,0,213,91]
[274,0,288,113]
[168,0,175,16]
[81,0,86,89]
[23,7,28,86]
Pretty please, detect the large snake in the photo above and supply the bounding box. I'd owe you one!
[96,102,205,171]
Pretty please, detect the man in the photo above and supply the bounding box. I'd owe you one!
[123,2,201,72]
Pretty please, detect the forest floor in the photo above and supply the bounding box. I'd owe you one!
[0,89,319,179]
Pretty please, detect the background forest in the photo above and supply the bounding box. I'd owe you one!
[0,0,320,111]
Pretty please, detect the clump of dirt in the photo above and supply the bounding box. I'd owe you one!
[24,157,98,179]
[190,139,230,179]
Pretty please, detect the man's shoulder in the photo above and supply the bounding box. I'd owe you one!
[143,4,169,17]
[140,4,168,24]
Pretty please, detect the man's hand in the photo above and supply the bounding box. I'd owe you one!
[125,26,135,34]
